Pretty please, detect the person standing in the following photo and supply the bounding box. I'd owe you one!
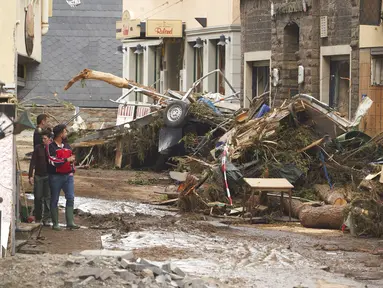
[28,129,51,226]
[46,124,79,231]
[33,114,48,148]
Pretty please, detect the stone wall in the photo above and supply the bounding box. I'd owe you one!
[240,0,360,113]
[270,0,321,100]
[26,106,118,129]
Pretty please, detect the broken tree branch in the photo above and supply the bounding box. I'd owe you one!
[64,69,172,104]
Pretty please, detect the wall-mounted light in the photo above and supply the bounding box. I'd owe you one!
[217,34,231,46]
[193,37,206,49]
[0,111,36,141]
[134,44,146,55]
[116,45,128,54]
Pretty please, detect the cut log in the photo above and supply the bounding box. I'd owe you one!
[314,184,348,206]
[299,205,346,230]
[281,198,307,219]
[281,197,347,230]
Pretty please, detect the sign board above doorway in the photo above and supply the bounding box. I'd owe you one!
[146,19,183,38]
[116,19,141,40]
[116,10,141,40]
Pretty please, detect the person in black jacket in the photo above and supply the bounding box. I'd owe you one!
[33,114,48,148]
[46,124,79,231]
[28,129,51,225]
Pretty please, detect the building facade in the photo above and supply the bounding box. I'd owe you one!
[0,0,51,95]
[0,0,52,256]
[20,0,123,108]
[119,0,241,103]
[241,0,383,136]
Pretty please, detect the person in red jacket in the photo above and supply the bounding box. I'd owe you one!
[46,124,79,230]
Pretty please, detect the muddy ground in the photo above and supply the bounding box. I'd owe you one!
[1,131,382,287]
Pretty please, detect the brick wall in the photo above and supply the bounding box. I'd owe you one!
[26,106,118,129]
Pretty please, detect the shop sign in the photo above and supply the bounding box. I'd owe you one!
[146,19,182,38]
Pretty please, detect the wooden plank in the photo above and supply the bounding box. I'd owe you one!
[243,178,294,190]
[115,136,123,168]
[155,199,178,206]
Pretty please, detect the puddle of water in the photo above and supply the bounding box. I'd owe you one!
[25,194,174,217]
[101,230,370,288]
[58,196,174,217]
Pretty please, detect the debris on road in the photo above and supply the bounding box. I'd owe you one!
[62,69,383,237]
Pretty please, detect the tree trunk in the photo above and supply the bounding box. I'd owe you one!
[64,69,166,103]
[281,198,306,219]
[299,205,346,229]
[64,69,196,103]
[281,197,347,229]
[314,184,348,206]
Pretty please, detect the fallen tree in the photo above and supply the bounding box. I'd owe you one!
[299,205,346,229]
[65,69,169,104]
[281,198,347,229]
[314,184,348,206]
[64,68,196,104]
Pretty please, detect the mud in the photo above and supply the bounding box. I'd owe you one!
[99,221,383,288]
[10,132,383,287]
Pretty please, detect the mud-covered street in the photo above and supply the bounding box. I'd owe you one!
[1,132,382,288]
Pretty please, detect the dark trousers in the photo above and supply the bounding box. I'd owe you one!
[49,174,75,208]
[33,175,51,221]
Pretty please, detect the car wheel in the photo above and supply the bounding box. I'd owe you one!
[164,101,189,128]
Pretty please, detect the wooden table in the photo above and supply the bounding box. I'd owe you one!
[243,178,294,221]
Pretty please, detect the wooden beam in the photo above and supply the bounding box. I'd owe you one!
[115,136,123,169]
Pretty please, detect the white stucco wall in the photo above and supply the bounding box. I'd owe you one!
[0,113,15,255]
[123,0,240,29]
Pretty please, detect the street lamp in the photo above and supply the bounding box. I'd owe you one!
[116,45,128,54]
[193,37,206,49]
[134,44,146,55]
[217,35,231,46]
[0,111,36,141]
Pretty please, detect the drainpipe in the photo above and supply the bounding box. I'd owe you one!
[41,0,49,35]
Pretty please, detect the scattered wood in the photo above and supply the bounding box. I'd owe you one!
[298,136,330,153]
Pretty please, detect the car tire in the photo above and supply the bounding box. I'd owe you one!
[164,101,189,128]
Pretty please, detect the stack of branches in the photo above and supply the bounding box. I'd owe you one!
[230,107,292,160]
[189,102,233,131]
[121,116,164,163]
[346,181,383,237]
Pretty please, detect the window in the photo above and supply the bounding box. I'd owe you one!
[251,62,270,99]
[194,47,203,93]
[216,44,226,95]
[372,56,383,86]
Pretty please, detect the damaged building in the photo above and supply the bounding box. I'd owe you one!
[240,0,383,136]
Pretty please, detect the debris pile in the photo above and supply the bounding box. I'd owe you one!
[63,69,382,237]
[58,251,207,288]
